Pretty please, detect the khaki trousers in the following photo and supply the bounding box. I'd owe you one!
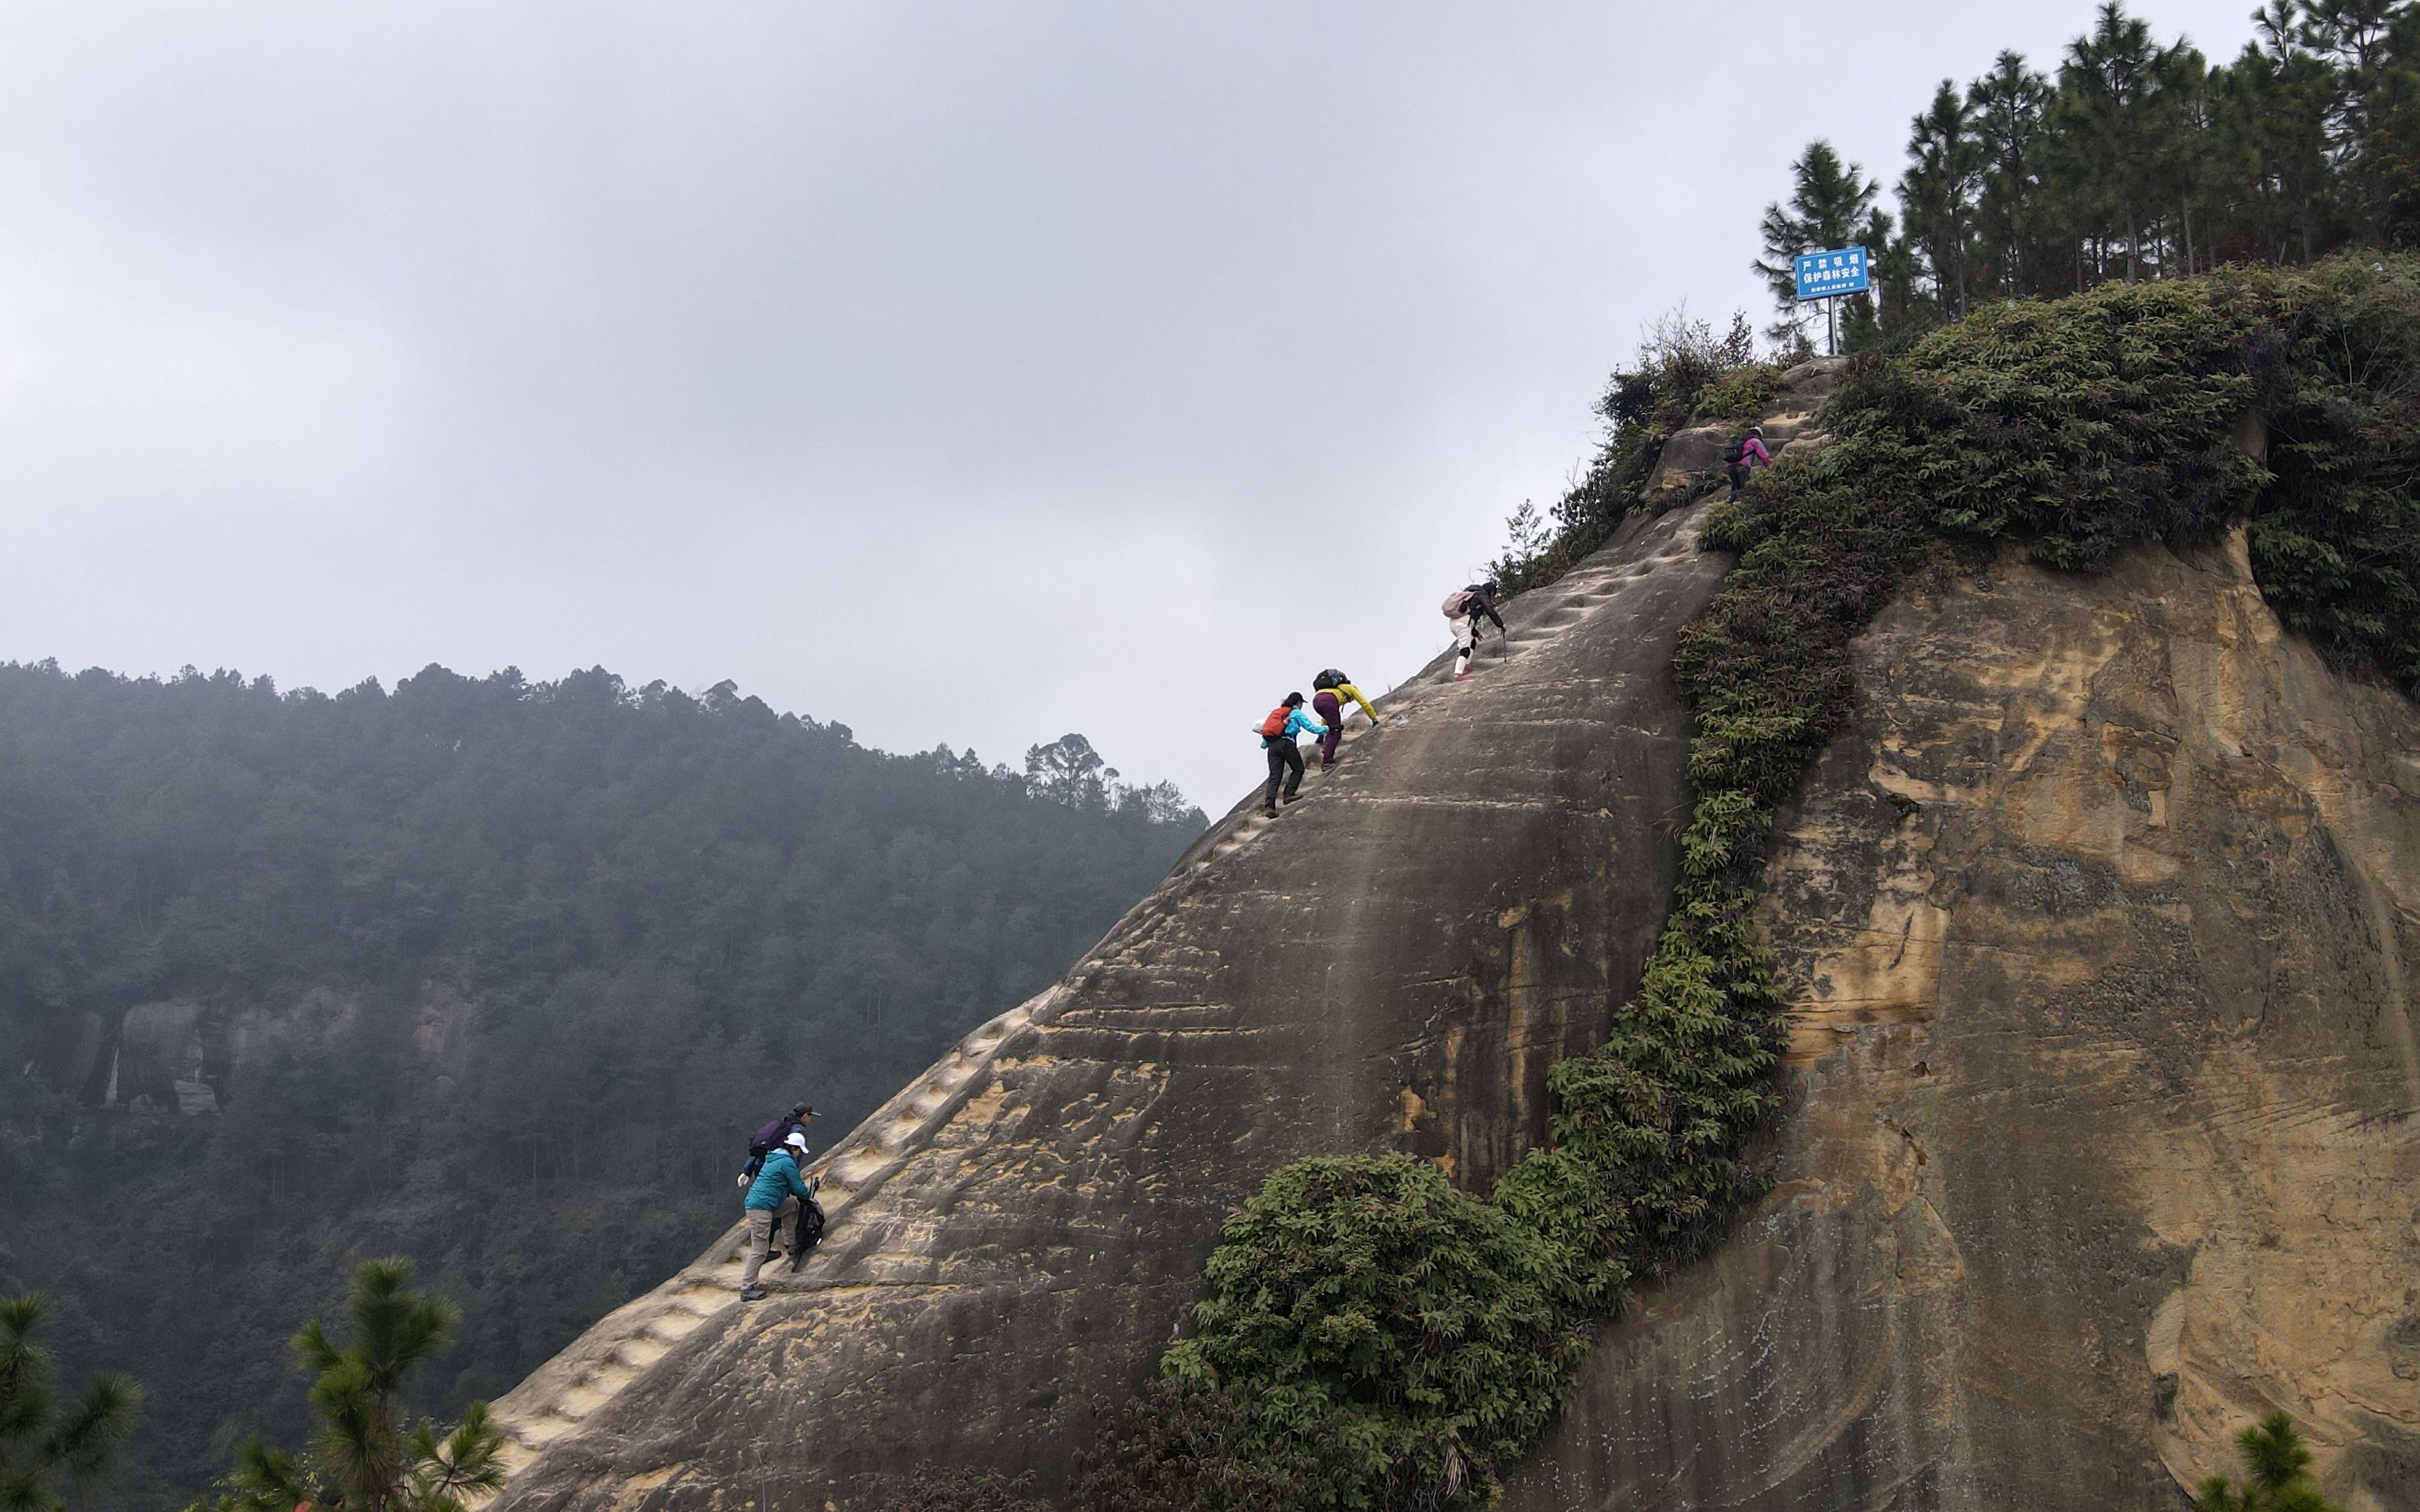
[740,1198,799,1288]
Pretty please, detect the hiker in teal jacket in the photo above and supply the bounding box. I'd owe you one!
[741,1131,813,1299]
[1255,693,1327,818]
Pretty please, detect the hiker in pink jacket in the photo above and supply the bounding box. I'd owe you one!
[1724,425,1773,501]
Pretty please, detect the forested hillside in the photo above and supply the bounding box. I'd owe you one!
[0,660,1203,1511]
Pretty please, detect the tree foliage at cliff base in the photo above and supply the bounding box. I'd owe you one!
[1080,258,2420,1510]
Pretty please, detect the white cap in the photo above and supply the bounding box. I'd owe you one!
[783,1131,809,1153]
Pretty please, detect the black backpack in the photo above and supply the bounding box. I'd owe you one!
[790,1196,828,1267]
[1722,438,1748,466]
[1314,669,1346,691]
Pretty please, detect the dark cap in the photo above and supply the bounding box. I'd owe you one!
[1283,691,1304,707]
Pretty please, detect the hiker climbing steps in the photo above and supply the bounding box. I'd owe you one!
[1458,538,1702,671]
[1180,507,1709,884]
[485,993,1053,1469]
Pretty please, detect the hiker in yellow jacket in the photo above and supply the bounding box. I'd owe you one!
[1310,669,1381,766]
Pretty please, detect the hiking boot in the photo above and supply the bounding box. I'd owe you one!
[1453,672,1471,682]
[740,1284,768,1301]
[1282,792,1303,804]
[1262,804,1278,818]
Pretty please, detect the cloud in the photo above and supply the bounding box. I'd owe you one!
[0,0,2260,809]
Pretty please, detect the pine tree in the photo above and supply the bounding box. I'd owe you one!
[2053,1,2185,283]
[1968,51,2052,296]
[2193,1412,2347,1512]
[1857,208,1933,346]
[0,1296,141,1512]
[2238,3,2341,262]
[2306,0,2407,235]
[1902,80,1984,317]
[1755,140,1881,353]
[190,1262,502,1512]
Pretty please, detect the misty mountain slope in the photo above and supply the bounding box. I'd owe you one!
[0,665,1200,1511]
[479,481,1736,1511]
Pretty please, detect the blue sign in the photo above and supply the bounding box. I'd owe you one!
[1793,247,1870,301]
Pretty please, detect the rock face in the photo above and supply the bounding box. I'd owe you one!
[1505,529,2420,1512]
[1645,359,1841,497]
[493,362,2419,1511]
[485,501,1734,1509]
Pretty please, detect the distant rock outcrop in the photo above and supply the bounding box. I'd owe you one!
[34,984,472,1118]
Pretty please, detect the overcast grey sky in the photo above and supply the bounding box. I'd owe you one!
[1,1,2262,811]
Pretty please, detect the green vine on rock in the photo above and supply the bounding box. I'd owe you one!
[1077,257,2420,1511]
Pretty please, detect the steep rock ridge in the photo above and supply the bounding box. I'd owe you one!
[1506,528,2420,1511]
[1646,368,1837,497]
[485,500,1734,1509]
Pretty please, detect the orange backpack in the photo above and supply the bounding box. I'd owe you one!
[1259,706,1291,739]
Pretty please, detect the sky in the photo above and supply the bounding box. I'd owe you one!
[0,1,2267,812]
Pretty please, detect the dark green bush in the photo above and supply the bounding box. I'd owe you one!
[877,1467,1053,1512]
[1691,362,1782,421]
[1164,1157,1588,1503]
[1070,1378,1353,1512]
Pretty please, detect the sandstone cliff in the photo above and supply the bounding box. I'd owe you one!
[488,360,2418,1511]
[485,489,1735,1510]
[1506,528,2420,1512]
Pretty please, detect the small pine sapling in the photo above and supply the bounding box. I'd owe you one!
[188,1261,503,1512]
[0,1294,143,1512]
[2192,1412,2346,1512]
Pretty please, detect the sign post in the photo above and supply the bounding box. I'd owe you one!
[1792,247,1871,355]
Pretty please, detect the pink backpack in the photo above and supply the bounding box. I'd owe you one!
[1441,589,1476,618]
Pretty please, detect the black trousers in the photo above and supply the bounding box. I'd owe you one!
[1725,462,1750,499]
[1262,741,1304,808]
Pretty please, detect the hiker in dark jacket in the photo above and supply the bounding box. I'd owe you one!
[748,1103,814,1161]
[1724,425,1773,501]
[1445,582,1505,681]
[740,1130,814,1300]
[1255,693,1327,817]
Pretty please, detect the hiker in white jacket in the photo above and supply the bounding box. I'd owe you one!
[1443,581,1505,680]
